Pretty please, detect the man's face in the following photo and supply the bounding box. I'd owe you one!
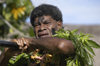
[33,15,62,38]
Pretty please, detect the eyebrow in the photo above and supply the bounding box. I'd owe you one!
[39,19,51,23]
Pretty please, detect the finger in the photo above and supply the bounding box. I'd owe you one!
[21,38,28,49]
[21,38,26,45]
[23,38,29,46]
[19,46,22,49]
[23,46,28,50]
[11,39,23,49]
[11,39,17,42]
[17,39,23,46]
[24,41,27,45]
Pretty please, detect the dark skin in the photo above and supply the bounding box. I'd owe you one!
[0,15,74,65]
[31,15,74,54]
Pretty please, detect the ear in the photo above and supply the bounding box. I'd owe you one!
[57,21,63,30]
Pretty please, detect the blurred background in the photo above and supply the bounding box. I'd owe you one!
[0,0,100,66]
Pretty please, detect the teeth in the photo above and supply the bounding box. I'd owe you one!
[39,34,48,36]
[38,34,49,37]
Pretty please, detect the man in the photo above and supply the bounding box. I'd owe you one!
[0,4,74,66]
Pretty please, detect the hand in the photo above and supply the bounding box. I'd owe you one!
[11,38,30,50]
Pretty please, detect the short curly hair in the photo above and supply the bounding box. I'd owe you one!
[30,4,63,26]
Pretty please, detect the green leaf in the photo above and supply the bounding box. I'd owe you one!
[0,20,4,26]
[75,59,79,66]
[84,44,95,55]
[71,29,78,34]
[88,53,93,66]
[87,40,100,48]
[8,53,29,65]
[5,13,12,20]
[9,28,13,33]
[73,63,76,66]
[6,0,14,4]
[68,60,74,66]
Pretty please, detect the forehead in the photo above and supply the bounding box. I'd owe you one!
[34,15,54,22]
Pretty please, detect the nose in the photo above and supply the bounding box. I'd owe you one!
[39,24,46,31]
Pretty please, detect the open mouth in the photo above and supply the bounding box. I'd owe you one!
[38,33,49,38]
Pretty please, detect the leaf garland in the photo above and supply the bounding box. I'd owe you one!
[8,29,100,66]
[8,53,29,66]
[53,29,100,66]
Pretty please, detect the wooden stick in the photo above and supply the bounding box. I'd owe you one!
[0,40,18,48]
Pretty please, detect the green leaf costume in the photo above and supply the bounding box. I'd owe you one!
[8,29,100,66]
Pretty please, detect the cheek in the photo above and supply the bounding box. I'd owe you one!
[34,27,39,35]
[46,25,53,31]
[46,25,57,35]
[49,24,58,30]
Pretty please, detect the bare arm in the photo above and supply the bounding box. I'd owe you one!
[29,37,74,54]
[0,37,74,65]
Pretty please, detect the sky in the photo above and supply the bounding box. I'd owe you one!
[27,0,100,25]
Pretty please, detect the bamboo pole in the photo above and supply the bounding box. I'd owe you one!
[0,40,18,48]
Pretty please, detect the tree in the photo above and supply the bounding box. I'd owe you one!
[0,0,34,39]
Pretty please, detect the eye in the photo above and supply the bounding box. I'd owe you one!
[44,21,51,24]
[34,24,39,27]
